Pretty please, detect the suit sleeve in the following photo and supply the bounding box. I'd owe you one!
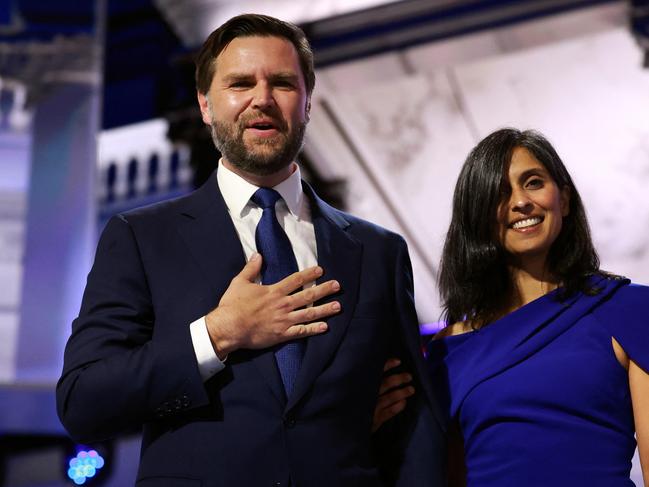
[373,237,447,486]
[56,215,210,443]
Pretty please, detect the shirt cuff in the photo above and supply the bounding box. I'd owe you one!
[190,316,226,381]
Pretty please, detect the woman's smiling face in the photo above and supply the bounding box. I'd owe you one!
[497,146,570,265]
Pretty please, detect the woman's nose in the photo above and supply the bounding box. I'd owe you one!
[510,190,533,213]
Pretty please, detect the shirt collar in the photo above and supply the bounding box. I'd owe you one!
[216,159,304,218]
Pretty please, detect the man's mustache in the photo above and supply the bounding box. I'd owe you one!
[238,111,288,133]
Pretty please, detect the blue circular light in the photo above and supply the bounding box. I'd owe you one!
[66,449,106,484]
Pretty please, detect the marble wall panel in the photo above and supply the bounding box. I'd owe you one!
[318,51,410,94]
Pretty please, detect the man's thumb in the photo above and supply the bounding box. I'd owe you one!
[239,252,262,281]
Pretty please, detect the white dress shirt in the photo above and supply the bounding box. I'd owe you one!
[189,161,318,381]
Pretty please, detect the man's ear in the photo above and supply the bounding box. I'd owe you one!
[560,186,570,217]
[197,91,211,125]
[305,98,311,122]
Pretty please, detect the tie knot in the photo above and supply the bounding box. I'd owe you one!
[251,187,282,210]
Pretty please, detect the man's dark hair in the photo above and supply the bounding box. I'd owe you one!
[438,128,601,328]
[195,13,315,96]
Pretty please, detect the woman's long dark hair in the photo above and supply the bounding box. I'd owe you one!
[438,128,600,328]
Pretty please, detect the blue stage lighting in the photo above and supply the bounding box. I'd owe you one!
[66,449,105,485]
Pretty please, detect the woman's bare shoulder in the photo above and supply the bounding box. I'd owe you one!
[433,321,473,340]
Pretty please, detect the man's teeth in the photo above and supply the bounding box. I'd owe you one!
[512,217,542,229]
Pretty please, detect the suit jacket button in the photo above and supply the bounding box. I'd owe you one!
[284,416,296,428]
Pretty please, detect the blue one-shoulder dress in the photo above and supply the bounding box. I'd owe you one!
[427,276,649,486]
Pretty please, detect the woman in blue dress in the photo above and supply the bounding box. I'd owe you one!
[374,128,649,486]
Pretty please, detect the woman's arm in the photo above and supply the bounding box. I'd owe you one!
[630,358,649,486]
[372,358,415,432]
[613,336,649,486]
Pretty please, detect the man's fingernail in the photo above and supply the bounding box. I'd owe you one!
[315,267,323,276]
[332,281,340,291]
[406,374,413,381]
[319,323,328,332]
[250,253,260,261]
[331,301,341,311]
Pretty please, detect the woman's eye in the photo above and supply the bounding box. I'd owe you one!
[526,178,543,189]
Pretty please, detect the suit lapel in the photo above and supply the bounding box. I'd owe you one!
[177,173,245,300]
[287,184,362,411]
[176,172,286,405]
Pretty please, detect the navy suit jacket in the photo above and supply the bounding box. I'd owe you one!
[57,173,446,486]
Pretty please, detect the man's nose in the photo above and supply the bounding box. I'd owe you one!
[251,82,274,109]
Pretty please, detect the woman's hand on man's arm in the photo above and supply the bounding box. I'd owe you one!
[372,358,415,432]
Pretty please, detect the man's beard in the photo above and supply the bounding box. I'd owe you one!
[207,105,306,176]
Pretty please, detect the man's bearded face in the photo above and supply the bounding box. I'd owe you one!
[207,99,306,176]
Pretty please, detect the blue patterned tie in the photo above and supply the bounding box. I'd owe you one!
[251,188,304,396]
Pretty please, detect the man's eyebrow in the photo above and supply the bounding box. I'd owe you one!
[268,72,299,81]
[221,73,254,83]
[220,72,300,84]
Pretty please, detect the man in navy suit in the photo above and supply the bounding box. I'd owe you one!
[57,14,444,487]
